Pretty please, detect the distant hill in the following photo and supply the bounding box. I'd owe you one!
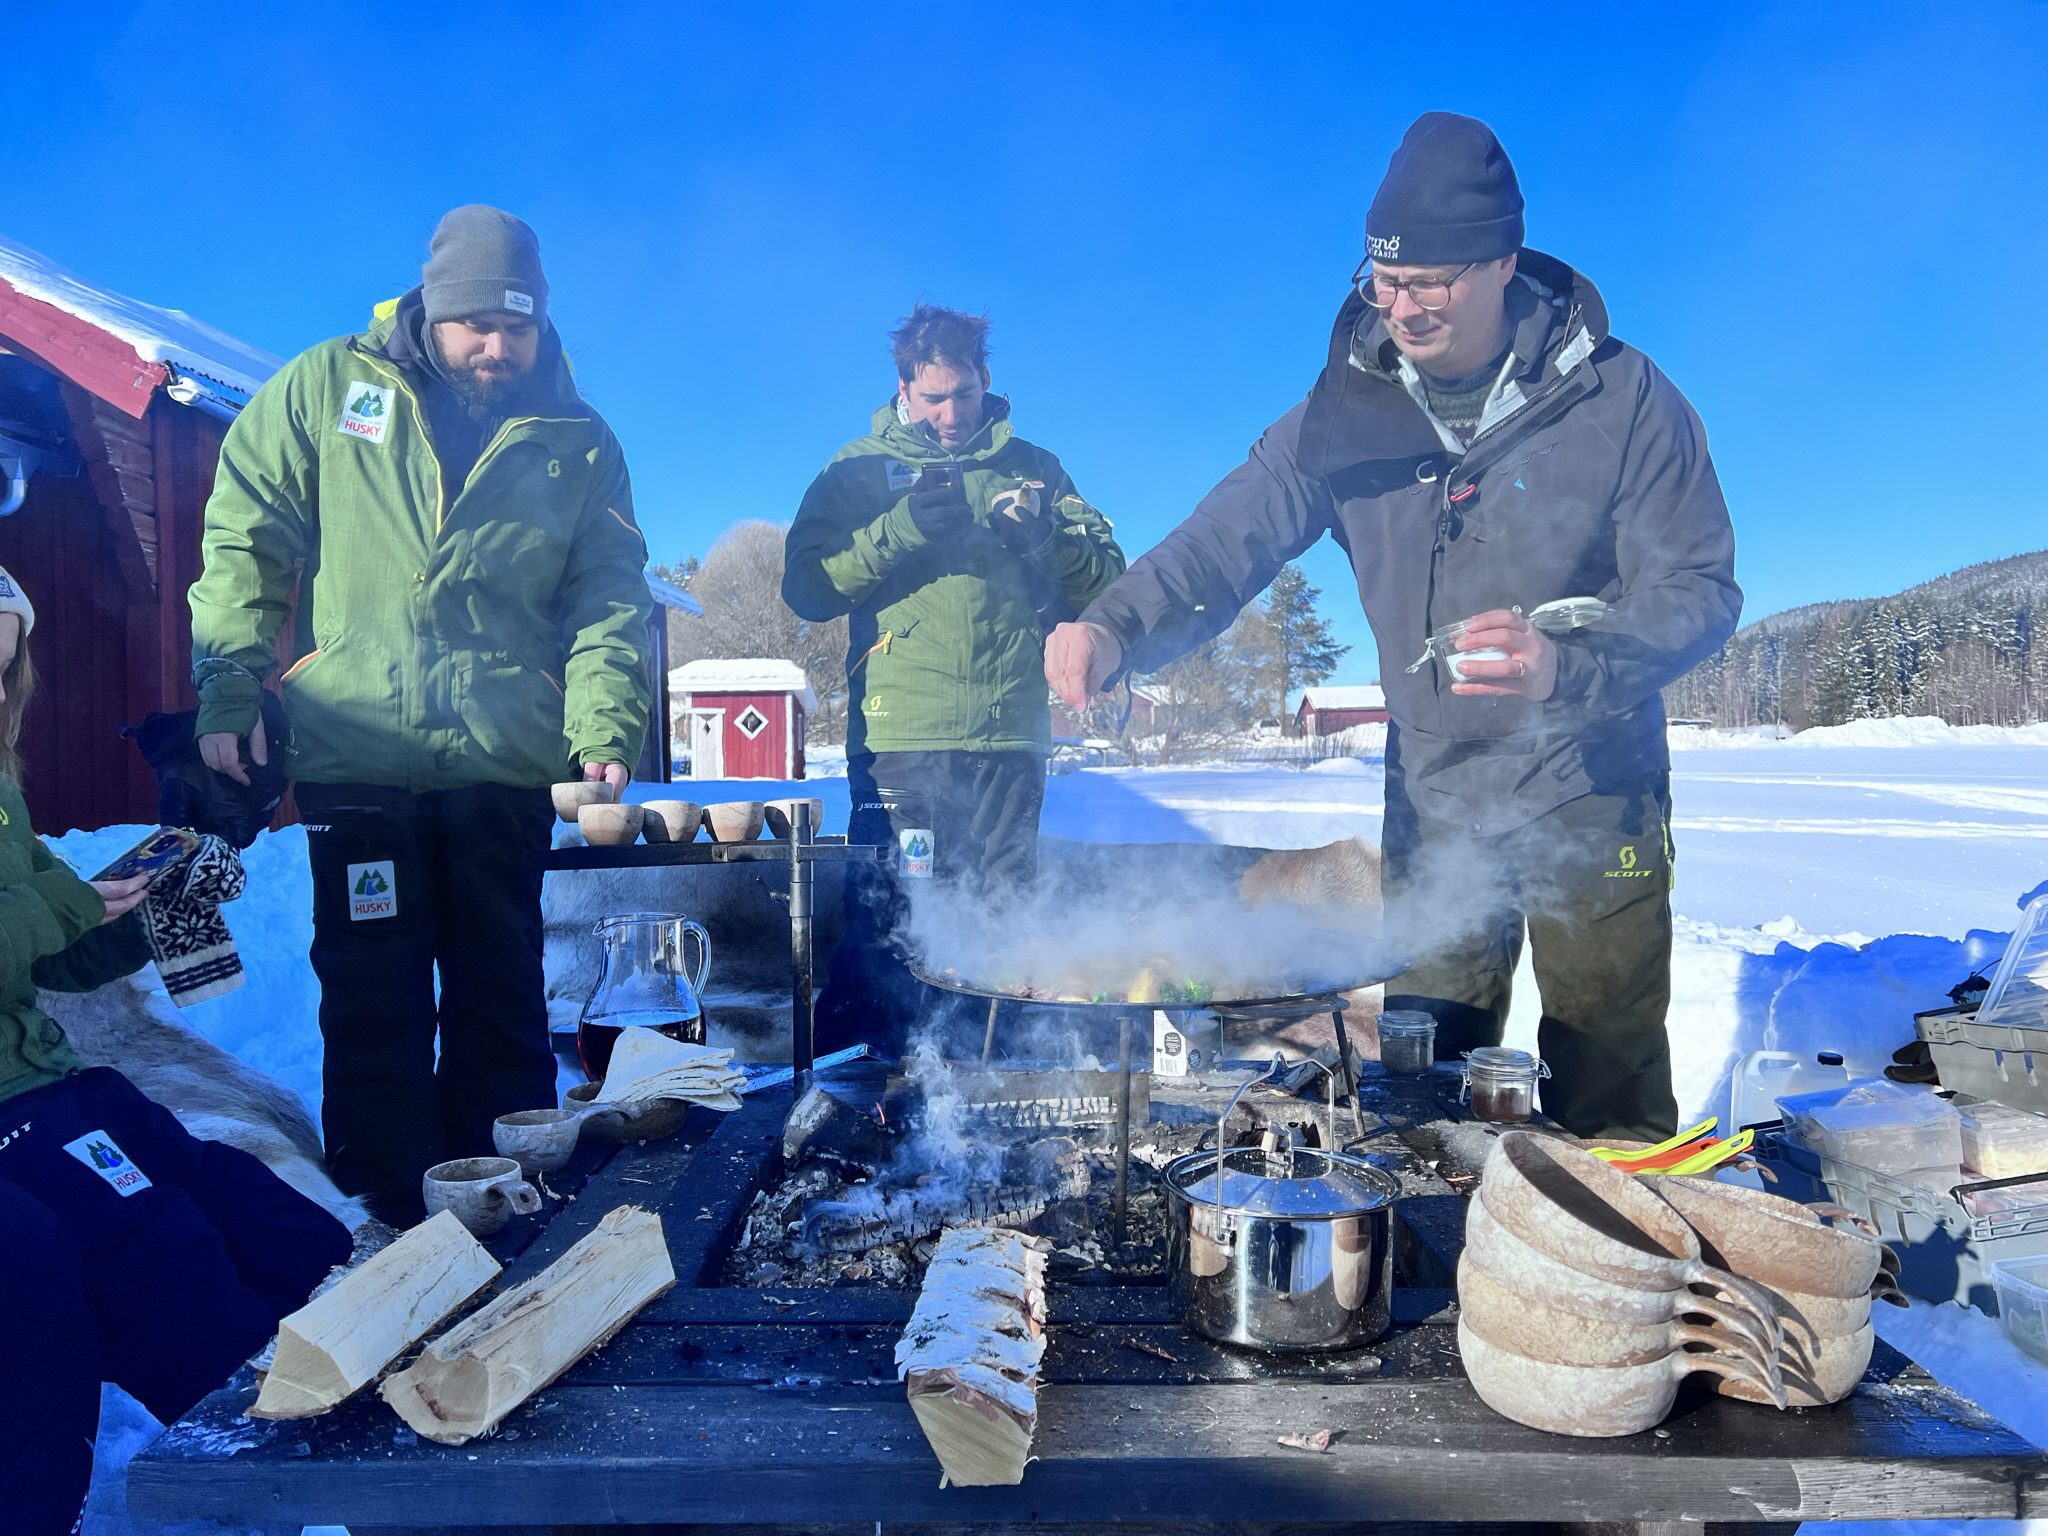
[1665,549,2048,730]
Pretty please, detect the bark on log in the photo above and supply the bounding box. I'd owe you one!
[380,1205,675,1445]
[895,1226,1051,1487]
[249,1211,500,1420]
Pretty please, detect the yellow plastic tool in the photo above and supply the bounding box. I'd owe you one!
[1589,1118,1717,1166]
[1656,1127,1755,1176]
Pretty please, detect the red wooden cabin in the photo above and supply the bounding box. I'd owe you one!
[1295,684,1389,737]
[672,658,815,780]
[0,234,277,834]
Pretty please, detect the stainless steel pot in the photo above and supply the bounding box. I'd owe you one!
[1164,1128,1398,1352]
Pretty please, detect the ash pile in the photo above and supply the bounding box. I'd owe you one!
[723,1065,1217,1288]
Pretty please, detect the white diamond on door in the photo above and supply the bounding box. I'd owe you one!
[735,706,769,739]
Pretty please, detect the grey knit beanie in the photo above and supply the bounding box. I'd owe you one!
[422,205,549,325]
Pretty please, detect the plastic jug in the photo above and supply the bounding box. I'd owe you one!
[1730,1048,1850,1131]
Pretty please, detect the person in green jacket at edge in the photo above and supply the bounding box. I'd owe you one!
[189,206,654,1225]
[784,305,1125,1055]
[0,566,350,1536]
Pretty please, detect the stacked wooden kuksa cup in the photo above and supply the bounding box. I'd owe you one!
[1458,1131,1903,1436]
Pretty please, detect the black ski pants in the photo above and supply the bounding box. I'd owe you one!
[1381,770,1679,1141]
[0,1068,350,1534]
[816,750,1046,1058]
[297,780,556,1226]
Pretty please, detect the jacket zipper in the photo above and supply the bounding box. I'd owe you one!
[355,354,446,534]
[281,649,321,682]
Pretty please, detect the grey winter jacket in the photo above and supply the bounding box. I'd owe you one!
[1081,249,1740,832]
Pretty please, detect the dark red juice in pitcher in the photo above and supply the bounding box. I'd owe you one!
[575,1018,706,1082]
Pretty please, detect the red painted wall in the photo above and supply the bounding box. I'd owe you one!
[1297,704,1389,737]
[684,690,808,780]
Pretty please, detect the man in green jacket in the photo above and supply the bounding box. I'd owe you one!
[190,206,653,1223]
[784,304,1124,1052]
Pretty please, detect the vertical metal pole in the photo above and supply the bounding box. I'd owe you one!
[1329,1003,1364,1143]
[980,997,1000,1064]
[790,800,816,1086]
[1113,1012,1132,1246]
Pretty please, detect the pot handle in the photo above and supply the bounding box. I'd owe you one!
[1670,1341,1789,1409]
[1807,1201,1884,1240]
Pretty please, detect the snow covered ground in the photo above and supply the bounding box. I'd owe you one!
[44,717,2048,1535]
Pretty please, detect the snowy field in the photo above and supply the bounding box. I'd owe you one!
[43,716,2048,1536]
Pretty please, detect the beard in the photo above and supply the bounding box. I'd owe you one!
[444,356,528,408]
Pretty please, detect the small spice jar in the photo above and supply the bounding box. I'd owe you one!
[1377,1011,1437,1075]
[1459,1046,1550,1124]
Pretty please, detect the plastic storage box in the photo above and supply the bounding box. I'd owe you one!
[1755,1128,2048,1313]
[1989,1254,2048,1363]
[1918,1005,2048,1115]
[1959,1099,2048,1179]
[1776,1077,1964,1179]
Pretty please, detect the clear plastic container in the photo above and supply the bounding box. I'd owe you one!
[1989,1254,2048,1363]
[1959,1100,2048,1179]
[1733,1048,1851,1130]
[1377,1011,1437,1076]
[1976,894,2048,1031]
[1777,1077,1964,1177]
[1460,1046,1548,1124]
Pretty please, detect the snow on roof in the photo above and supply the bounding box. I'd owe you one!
[0,231,281,400]
[1298,684,1386,712]
[671,657,818,712]
[645,574,703,615]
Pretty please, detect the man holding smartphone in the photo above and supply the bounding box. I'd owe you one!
[784,304,1125,1051]
[189,207,653,1224]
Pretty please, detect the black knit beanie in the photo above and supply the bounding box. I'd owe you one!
[422,205,549,325]
[1365,113,1524,267]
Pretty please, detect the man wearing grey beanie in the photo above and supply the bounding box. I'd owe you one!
[190,206,654,1226]
[1049,112,1740,1143]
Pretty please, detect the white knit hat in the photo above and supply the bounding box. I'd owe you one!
[0,565,32,637]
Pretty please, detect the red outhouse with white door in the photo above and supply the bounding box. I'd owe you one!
[671,658,816,780]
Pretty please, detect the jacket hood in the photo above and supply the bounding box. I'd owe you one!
[364,288,584,415]
[1331,246,1610,387]
[862,392,1016,461]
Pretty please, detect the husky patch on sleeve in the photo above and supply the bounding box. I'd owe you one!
[338,381,395,443]
[65,1132,152,1196]
[347,860,398,920]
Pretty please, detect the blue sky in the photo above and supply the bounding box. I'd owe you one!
[14,2,2047,684]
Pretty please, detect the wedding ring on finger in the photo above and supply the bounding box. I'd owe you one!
[1515,657,1527,679]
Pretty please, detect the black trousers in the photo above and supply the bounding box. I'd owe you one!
[1381,771,1679,1141]
[0,1067,350,1533]
[815,750,1046,1058]
[297,780,556,1225]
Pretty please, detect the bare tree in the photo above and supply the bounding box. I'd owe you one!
[1145,608,1280,764]
[666,521,851,742]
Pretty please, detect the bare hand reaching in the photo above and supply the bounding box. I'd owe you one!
[1044,621,1122,713]
[583,759,630,796]
[1447,609,1558,701]
[198,716,269,787]
[90,873,152,924]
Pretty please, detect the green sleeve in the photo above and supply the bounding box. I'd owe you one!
[1023,463,1126,612]
[557,437,655,767]
[781,461,931,620]
[0,840,109,995]
[188,353,322,737]
[32,912,150,994]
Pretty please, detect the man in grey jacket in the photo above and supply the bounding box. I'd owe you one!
[1046,112,1740,1139]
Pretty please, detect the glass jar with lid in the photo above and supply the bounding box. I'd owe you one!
[1377,1010,1437,1075]
[1459,1046,1550,1124]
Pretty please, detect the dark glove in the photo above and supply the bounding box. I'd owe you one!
[906,479,972,540]
[991,483,1048,553]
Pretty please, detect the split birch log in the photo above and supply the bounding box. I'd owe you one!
[249,1211,500,1420]
[595,1027,747,1111]
[380,1204,675,1445]
[895,1226,1051,1487]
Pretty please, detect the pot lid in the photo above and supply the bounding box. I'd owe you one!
[1465,1045,1538,1071]
[1178,1147,1399,1217]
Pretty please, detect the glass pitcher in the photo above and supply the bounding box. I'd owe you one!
[574,913,712,1082]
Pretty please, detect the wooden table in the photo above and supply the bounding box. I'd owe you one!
[130,1062,2048,1533]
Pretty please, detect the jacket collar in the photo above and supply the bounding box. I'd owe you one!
[868,391,1015,459]
[364,288,585,417]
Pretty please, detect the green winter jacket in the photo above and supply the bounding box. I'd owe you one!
[190,300,654,792]
[783,398,1124,755]
[0,776,151,1104]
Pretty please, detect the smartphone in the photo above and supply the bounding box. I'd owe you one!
[90,826,201,884]
[916,464,962,493]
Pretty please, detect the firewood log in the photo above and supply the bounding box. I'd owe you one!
[249,1211,500,1420]
[895,1226,1051,1487]
[380,1205,674,1445]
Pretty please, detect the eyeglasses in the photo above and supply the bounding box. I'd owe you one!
[1353,258,1480,313]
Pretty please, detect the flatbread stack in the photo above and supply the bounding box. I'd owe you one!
[595,1027,747,1112]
